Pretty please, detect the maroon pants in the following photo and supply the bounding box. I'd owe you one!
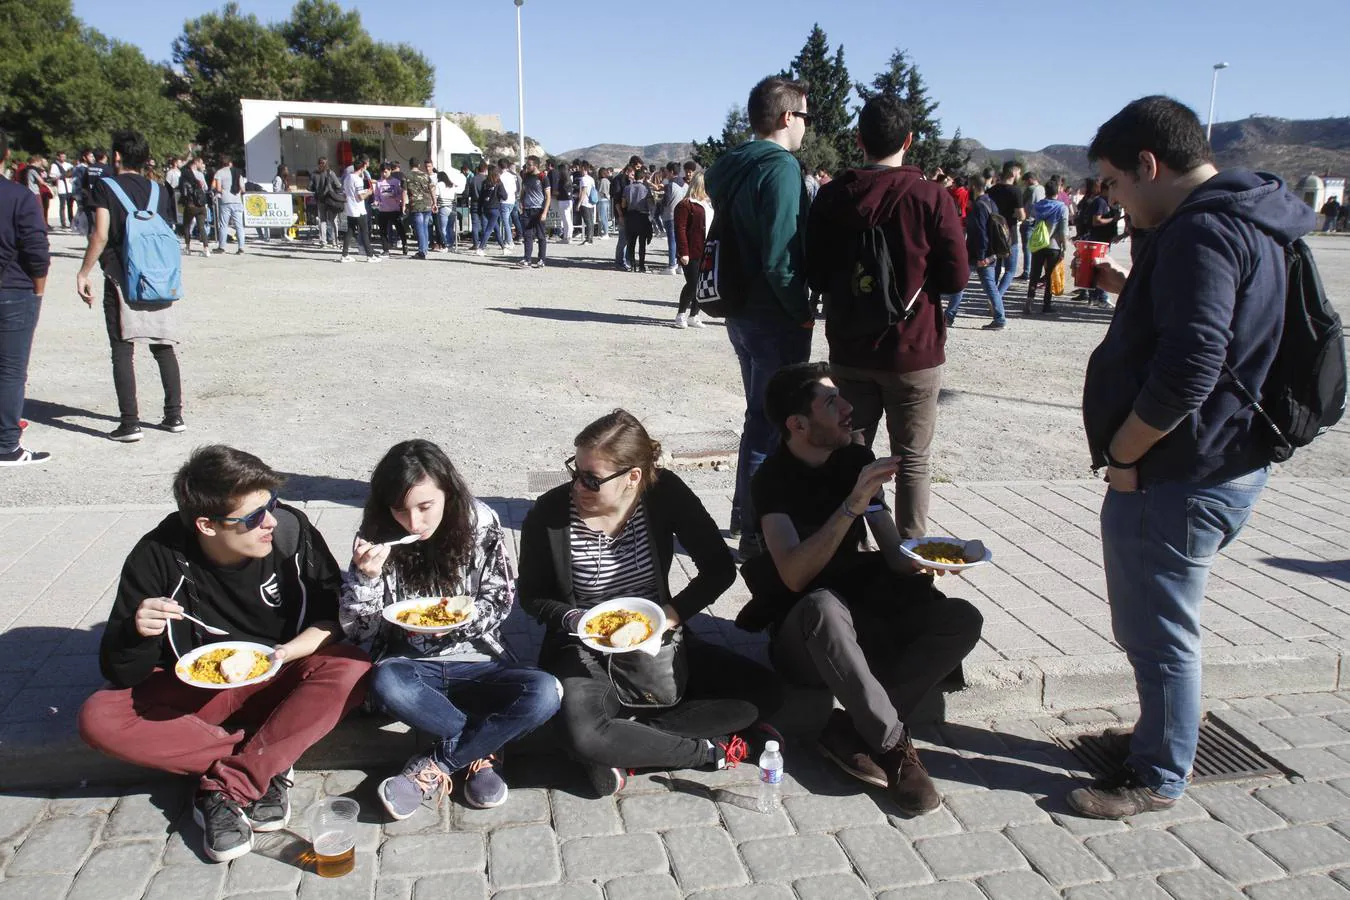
[79,644,370,805]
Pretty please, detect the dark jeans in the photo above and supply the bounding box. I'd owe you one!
[477,207,507,250]
[677,264,701,317]
[726,314,814,534]
[378,210,406,254]
[770,557,983,753]
[342,214,372,258]
[102,280,181,427]
[541,634,783,770]
[0,289,42,452]
[578,206,595,243]
[522,207,547,261]
[1026,248,1063,308]
[370,658,561,771]
[181,206,208,249]
[624,211,652,270]
[615,216,629,267]
[59,194,76,229]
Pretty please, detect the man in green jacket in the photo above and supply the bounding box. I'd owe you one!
[706,75,814,560]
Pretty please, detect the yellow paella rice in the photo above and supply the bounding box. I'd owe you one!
[583,609,654,646]
[180,647,270,685]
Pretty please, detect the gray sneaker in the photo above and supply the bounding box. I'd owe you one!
[379,752,453,821]
[462,756,508,809]
[244,767,293,832]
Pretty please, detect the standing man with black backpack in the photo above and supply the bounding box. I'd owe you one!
[309,157,345,249]
[1068,96,1317,820]
[805,95,968,541]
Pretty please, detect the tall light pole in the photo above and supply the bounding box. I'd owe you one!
[514,0,526,167]
[1207,62,1229,142]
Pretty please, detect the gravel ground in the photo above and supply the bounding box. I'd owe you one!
[7,230,1349,508]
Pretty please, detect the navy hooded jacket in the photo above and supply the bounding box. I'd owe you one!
[1082,170,1315,483]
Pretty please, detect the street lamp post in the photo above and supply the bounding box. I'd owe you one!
[1207,62,1229,142]
[514,0,525,168]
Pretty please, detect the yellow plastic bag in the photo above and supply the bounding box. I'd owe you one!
[1050,258,1066,296]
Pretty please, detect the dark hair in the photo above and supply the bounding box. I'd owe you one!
[172,445,284,525]
[79,146,92,158]
[574,410,662,494]
[747,76,809,136]
[1088,95,1213,174]
[1045,176,1061,196]
[968,177,986,198]
[93,147,108,161]
[1001,160,1020,178]
[764,362,833,441]
[982,166,995,180]
[1084,176,1100,194]
[360,440,476,596]
[437,170,452,187]
[683,161,698,174]
[409,157,421,167]
[110,129,150,171]
[1022,171,1037,182]
[627,154,644,167]
[857,94,912,159]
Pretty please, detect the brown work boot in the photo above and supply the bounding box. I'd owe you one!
[879,735,941,816]
[817,710,886,788]
[1066,767,1177,819]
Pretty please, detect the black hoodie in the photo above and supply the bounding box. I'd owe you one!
[1082,170,1315,482]
[97,503,343,688]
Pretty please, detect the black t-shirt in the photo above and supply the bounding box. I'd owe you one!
[986,183,1022,230]
[751,443,876,578]
[92,173,176,283]
[185,542,293,645]
[1085,195,1115,242]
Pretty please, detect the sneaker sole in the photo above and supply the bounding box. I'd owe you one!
[108,432,142,443]
[162,425,187,433]
[0,454,51,467]
[246,766,294,831]
[816,741,888,789]
[462,783,509,810]
[587,767,626,797]
[377,776,420,822]
[191,805,253,863]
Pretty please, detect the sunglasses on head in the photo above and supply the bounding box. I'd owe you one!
[212,491,278,531]
[565,456,629,492]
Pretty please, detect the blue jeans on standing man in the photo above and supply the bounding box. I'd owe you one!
[1100,465,1269,799]
[370,658,561,772]
[0,289,41,453]
[410,211,432,256]
[216,202,245,252]
[615,215,629,268]
[663,218,677,269]
[943,264,1005,326]
[1019,221,1034,275]
[994,245,1017,295]
[726,314,814,535]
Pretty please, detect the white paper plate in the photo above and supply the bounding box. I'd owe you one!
[575,597,666,656]
[382,596,477,634]
[899,537,993,572]
[174,641,281,690]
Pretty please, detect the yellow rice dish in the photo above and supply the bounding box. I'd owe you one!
[584,610,654,647]
[913,541,969,565]
[395,598,469,628]
[179,648,270,685]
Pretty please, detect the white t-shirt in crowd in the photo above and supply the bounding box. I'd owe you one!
[343,170,368,217]
[577,174,596,208]
[499,170,519,205]
[49,161,75,195]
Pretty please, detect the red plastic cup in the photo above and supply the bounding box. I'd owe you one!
[1073,241,1110,289]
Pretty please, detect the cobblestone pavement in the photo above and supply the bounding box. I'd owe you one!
[5,690,1350,899]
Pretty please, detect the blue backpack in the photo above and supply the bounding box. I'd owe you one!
[102,179,182,303]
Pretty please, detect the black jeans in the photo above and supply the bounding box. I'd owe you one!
[678,263,701,316]
[522,207,547,262]
[0,289,41,451]
[769,556,983,753]
[1027,248,1063,308]
[578,206,596,243]
[102,280,182,427]
[624,211,651,271]
[378,210,406,254]
[342,215,372,258]
[181,206,207,249]
[541,632,783,770]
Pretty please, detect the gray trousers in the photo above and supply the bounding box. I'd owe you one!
[769,559,982,753]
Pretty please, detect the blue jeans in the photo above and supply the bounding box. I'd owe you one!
[995,247,1017,294]
[663,218,677,268]
[615,216,629,267]
[944,265,1004,324]
[596,199,611,235]
[0,289,42,452]
[410,211,431,255]
[726,315,814,531]
[370,657,561,771]
[478,207,505,250]
[1019,221,1034,274]
[437,208,456,248]
[217,202,245,251]
[1101,465,1269,799]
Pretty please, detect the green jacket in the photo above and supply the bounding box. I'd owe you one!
[705,139,811,324]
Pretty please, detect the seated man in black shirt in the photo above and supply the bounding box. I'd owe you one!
[736,362,983,816]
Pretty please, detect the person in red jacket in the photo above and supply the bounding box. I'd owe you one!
[805,95,969,540]
[672,171,712,329]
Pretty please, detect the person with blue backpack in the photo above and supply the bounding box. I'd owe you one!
[76,129,185,444]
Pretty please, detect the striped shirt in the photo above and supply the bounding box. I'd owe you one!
[570,501,659,605]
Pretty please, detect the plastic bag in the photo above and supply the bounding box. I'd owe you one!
[1050,258,1066,296]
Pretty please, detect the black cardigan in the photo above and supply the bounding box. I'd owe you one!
[517,471,735,635]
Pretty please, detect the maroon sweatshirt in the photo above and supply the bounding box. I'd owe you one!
[806,165,969,373]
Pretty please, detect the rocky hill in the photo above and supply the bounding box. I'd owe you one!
[554,142,696,168]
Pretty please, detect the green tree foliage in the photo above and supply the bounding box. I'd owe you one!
[172,0,435,158]
[940,128,972,174]
[691,104,752,168]
[0,0,195,159]
[795,131,840,176]
[856,49,962,176]
[782,25,855,168]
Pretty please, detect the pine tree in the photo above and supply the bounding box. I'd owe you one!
[856,49,962,175]
[783,25,855,170]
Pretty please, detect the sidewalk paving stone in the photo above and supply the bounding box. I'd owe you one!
[738,834,851,882]
[1250,824,1350,875]
[1084,829,1200,878]
[661,826,746,892]
[1255,781,1350,824]
[1155,868,1246,900]
[834,825,932,889]
[1169,820,1287,885]
[977,871,1063,900]
[913,831,1029,879]
[1004,823,1112,886]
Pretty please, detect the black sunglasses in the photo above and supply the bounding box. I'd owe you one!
[213,491,278,531]
[793,109,813,127]
[566,456,629,492]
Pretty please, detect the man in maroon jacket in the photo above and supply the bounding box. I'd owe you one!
[805,95,969,540]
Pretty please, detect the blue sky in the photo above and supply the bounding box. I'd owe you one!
[76,0,1348,156]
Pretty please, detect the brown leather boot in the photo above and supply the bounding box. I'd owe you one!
[879,735,941,816]
[816,710,886,788]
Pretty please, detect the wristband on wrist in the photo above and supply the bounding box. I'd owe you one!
[840,501,862,519]
[1104,449,1138,469]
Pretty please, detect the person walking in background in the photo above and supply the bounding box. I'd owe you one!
[1077,177,1119,308]
[340,156,377,263]
[595,168,612,240]
[1024,176,1070,315]
[621,167,655,273]
[434,170,459,252]
[944,177,1008,330]
[0,128,51,466]
[575,163,597,245]
[672,171,712,329]
[498,159,521,248]
[612,159,640,269]
[50,151,77,230]
[1321,195,1341,233]
[987,161,1024,288]
[212,155,246,255]
[374,164,406,256]
[1017,171,1045,280]
[309,157,344,249]
[474,168,509,257]
[662,162,689,275]
[178,157,211,258]
[551,159,574,244]
[518,157,550,269]
[402,158,436,260]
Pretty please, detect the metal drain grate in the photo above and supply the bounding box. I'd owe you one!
[526,471,569,493]
[1057,715,1284,785]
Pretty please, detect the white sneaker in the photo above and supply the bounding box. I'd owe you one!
[688,314,705,328]
[475,249,485,257]
[667,265,679,276]
[674,313,688,329]
[368,255,384,264]
[500,246,511,256]
[339,255,354,263]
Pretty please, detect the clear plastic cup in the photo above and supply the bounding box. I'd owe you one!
[308,797,359,878]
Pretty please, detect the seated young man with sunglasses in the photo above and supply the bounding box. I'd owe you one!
[78,445,371,863]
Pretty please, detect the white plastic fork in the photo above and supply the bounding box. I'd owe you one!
[376,534,422,549]
[180,612,229,636]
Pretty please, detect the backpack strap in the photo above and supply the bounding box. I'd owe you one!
[100,178,142,216]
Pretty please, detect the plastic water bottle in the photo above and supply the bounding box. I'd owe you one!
[757,740,784,813]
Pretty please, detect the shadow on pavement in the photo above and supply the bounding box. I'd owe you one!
[276,472,370,506]
[1262,556,1350,582]
[21,398,120,439]
[489,307,674,328]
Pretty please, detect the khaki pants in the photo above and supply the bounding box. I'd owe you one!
[830,363,941,540]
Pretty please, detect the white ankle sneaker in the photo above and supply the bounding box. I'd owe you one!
[688,314,705,328]
[674,313,688,329]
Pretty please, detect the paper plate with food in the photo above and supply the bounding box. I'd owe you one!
[899,537,993,572]
[576,598,666,656]
[382,596,477,634]
[175,641,281,690]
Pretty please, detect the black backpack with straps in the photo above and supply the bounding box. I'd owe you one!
[824,225,922,349]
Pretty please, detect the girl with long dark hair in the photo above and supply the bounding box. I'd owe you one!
[340,440,560,820]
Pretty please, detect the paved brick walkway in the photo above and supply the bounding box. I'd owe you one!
[5,690,1350,898]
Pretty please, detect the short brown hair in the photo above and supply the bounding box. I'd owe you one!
[574,410,662,494]
[748,76,808,136]
[172,445,284,525]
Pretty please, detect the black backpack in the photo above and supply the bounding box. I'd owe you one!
[981,196,1012,258]
[824,226,922,349]
[178,173,207,207]
[1226,238,1347,461]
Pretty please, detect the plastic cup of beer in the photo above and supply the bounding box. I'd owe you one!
[309,797,358,878]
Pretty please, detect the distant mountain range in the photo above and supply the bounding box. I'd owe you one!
[559,116,1350,183]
